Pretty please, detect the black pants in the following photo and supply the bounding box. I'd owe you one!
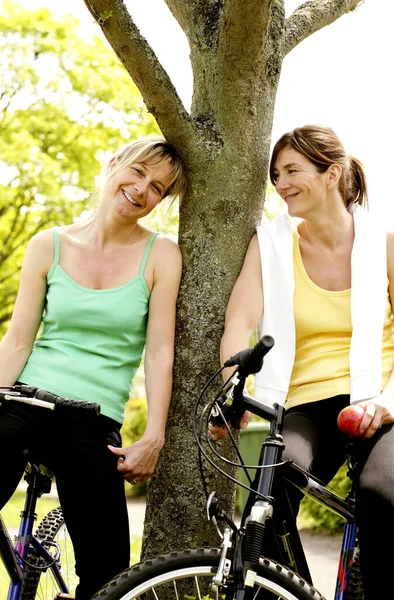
[244,395,394,599]
[0,401,130,600]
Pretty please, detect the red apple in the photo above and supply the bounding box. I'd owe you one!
[337,405,366,437]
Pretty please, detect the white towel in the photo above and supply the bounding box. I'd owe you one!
[254,204,387,407]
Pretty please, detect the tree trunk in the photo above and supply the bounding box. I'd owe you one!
[142,112,277,553]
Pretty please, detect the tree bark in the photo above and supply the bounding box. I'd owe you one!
[83,0,364,557]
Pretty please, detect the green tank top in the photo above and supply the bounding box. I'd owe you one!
[19,229,158,424]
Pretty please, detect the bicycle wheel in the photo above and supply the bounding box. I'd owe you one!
[91,547,325,600]
[347,543,364,600]
[20,506,77,600]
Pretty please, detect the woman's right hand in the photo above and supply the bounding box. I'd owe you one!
[209,410,252,440]
[358,397,394,438]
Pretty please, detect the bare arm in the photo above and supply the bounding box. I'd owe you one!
[211,234,263,439]
[359,230,394,438]
[109,237,182,484]
[0,231,53,385]
[221,234,264,374]
[144,238,182,443]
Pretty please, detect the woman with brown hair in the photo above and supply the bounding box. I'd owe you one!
[220,125,394,597]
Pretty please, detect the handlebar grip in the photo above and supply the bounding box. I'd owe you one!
[55,397,101,417]
[34,389,101,417]
[223,335,275,376]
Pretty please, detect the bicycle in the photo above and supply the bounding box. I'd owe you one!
[91,336,363,600]
[0,383,100,600]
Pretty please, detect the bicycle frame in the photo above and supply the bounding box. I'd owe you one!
[238,395,359,600]
[281,460,358,600]
[0,464,69,600]
[198,341,362,600]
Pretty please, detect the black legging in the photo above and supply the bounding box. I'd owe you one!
[0,400,130,600]
[244,395,394,599]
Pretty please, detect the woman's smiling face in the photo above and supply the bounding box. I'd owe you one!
[105,159,173,220]
[272,146,329,218]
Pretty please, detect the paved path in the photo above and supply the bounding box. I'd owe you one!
[300,530,341,598]
[128,498,342,599]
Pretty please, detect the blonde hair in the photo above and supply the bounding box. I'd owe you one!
[96,136,187,204]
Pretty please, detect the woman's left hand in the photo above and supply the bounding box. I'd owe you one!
[108,436,163,485]
[359,396,394,438]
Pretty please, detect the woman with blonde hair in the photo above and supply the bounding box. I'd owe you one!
[0,137,186,599]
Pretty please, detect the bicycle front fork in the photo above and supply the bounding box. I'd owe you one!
[215,501,274,600]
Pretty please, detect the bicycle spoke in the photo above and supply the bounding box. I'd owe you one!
[173,579,179,600]
[195,575,202,600]
[152,587,159,600]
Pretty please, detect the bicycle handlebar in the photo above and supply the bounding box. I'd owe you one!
[0,384,101,417]
[210,335,275,429]
[223,335,274,376]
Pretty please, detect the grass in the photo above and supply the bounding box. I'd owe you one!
[0,489,142,599]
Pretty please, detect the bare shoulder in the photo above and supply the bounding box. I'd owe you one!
[148,235,182,288]
[151,235,182,266]
[248,232,260,252]
[24,229,55,274]
[56,222,83,235]
[387,230,394,251]
[28,228,55,251]
[27,229,54,262]
[242,233,262,273]
[387,230,394,273]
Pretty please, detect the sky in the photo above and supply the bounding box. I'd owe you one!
[4,0,394,221]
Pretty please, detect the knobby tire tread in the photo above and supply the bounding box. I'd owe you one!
[91,547,326,600]
[347,544,364,600]
[20,506,66,600]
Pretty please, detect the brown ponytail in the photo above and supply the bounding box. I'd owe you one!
[345,156,368,208]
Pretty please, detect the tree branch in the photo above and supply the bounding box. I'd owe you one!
[217,0,271,78]
[265,0,286,87]
[213,0,273,139]
[284,0,361,56]
[165,0,222,48]
[82,0,194,151]
[164,1,223,123]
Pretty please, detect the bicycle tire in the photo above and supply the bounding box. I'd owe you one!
[20,506,77,600]
[347,543,364,600]
[91,547,326,600]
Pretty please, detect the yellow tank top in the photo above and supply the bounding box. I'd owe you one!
[287,231,394,409]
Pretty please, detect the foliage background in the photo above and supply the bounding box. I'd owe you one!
[0,1,158,332]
